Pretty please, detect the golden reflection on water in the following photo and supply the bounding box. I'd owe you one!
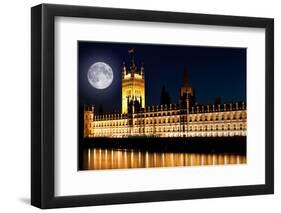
[82,148,246,170]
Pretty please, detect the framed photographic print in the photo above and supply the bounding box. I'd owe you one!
[31,4,274,209]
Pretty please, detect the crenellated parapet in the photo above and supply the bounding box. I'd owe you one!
[90,100,246,122]
[189,101,246,114]
[94,112,128,121]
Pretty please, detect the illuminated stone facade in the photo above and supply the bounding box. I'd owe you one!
[121,61,145,114]
[84,58,247,138]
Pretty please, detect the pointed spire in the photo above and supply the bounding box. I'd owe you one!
[141,62,144,75]
[122,61,126,72]
[122,61,126,79]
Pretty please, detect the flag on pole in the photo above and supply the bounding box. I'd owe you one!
[128,48,135,54]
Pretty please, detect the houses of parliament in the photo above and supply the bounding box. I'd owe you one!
[83,53,247,138]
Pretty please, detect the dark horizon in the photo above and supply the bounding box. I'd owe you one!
[78,41,246,114]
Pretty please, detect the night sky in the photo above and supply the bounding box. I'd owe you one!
[78,41,246,113]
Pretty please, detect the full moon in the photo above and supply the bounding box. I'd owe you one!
[87,62,114,89]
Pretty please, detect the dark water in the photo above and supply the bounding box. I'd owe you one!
[80,148,246,170]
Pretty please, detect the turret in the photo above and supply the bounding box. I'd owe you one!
[83,104,95,138]
[141,62,145,79]
[179,67,194,110]
[122,61,126,79]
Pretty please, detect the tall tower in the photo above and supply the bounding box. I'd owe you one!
[83,104,94,138]
[122,49,145,114]
[179,67,194,109]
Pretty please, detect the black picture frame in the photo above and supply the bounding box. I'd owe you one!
[31,3,274,209]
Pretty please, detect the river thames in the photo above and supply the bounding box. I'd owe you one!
[80,147,246,170]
